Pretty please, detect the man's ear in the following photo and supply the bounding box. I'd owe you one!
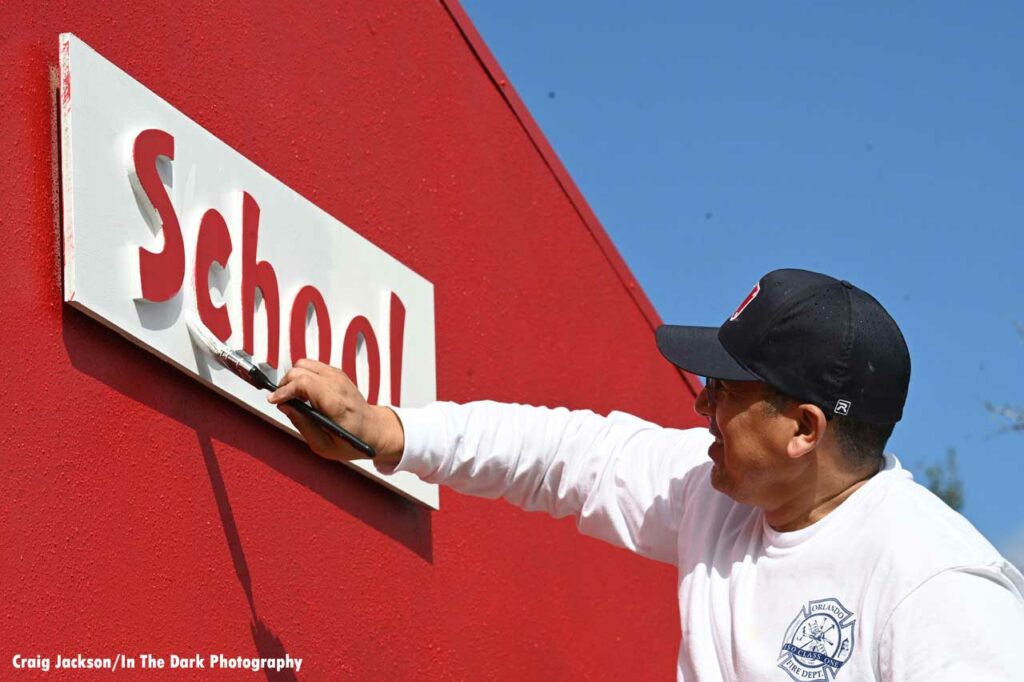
[787,403,828,459]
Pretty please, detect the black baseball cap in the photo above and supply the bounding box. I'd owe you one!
[656,269,911,423]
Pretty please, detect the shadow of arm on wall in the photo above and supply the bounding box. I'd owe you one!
[250,616,299,682]
[196,427,297,681]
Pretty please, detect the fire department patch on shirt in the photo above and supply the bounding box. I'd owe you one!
[777,598,856,681]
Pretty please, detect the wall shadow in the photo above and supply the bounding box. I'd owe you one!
[197,428,298,681]
[61,309,434,565]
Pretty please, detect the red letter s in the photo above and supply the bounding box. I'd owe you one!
[131,129,185,302]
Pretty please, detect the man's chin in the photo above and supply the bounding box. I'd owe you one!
[709,462,727,491]
[709,464,740,500]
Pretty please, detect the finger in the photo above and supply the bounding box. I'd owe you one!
[296,358,349,381]
[275,365,315,388]
[273,375,345,428]
[294,358,331,376]
[278,404,335,456]
[268,369,316,403]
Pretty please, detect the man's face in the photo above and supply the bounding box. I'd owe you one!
[695,378,796,507]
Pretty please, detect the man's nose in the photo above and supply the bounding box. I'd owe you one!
[695,386,712,418]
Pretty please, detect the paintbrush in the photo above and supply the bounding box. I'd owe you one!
[185,311,376,458]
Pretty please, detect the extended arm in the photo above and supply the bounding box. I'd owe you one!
[269,360,711,565]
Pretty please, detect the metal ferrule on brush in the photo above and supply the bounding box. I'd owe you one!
[217,349,275,391]
[218,348,257,380]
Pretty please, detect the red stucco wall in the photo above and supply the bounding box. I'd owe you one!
[1,1,705,678]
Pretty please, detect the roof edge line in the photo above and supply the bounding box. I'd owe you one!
[440,0,702,398]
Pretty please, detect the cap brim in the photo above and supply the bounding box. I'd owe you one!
[655,325,761,381]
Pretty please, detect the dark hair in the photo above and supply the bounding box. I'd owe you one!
[762,393,895,469]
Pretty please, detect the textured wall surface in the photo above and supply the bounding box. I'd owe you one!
[0,1,704,678]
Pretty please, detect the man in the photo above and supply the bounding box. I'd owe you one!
[268,269,1024,680]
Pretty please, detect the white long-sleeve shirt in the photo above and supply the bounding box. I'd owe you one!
[378,401,1024,681]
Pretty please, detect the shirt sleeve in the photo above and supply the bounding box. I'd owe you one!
[878,565,1024,681]
[375,401,712,565]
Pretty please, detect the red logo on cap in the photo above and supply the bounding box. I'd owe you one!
[730,283,760,321]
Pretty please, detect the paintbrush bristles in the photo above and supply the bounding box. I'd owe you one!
[184,310,230,362]
[186,311,262,386]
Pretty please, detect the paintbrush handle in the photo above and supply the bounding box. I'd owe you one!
[285,399,377,458]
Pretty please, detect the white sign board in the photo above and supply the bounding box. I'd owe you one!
[59,33,439,509]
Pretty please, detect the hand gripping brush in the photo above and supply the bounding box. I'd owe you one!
[185,311,376,458]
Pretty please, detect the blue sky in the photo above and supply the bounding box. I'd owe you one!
[461,1,1024,563]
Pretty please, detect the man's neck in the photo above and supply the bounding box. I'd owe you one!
[765,458,882,532]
